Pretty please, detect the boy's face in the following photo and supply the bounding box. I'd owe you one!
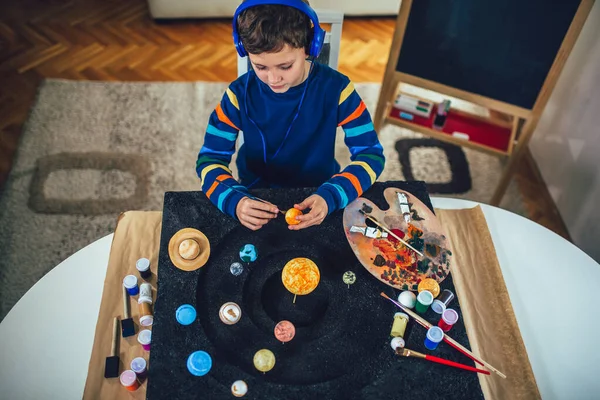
[248,45,309,94]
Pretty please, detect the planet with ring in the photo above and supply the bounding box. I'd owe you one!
[179,238,200,260]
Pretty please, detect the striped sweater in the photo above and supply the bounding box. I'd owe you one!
[196,62,385,219]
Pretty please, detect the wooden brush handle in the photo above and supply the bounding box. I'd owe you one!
[380,292,506,378]
[111,317,119,356]
[122,285,130,318]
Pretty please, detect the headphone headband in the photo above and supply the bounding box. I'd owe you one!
[232,0,325,58]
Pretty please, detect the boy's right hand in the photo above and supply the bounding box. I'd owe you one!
[236,197,279,231]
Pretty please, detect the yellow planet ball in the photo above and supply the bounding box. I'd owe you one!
[417,278,441,298]
[253,349,275,373]
[179,239,200,260]
[285,208,303,225]
[281,258,320,296]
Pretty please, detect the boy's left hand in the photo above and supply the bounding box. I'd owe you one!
[289,194,328,230]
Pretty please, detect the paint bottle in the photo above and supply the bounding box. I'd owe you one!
[424,326,444,350]
[136,258,152,280]
[415,290,433,313]
[138,301,154,327]
[438,308,459,332]
[390,312,409,338]
[119,370,140,391]
[431,289,455,314]
[123,275,139,296]
[131,357,148,381]
[432,100,451,130]
[138,283,153,305]
[389,312,409,350]
[138,329,152,351]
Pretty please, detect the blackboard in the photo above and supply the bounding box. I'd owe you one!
[395,0,581,109]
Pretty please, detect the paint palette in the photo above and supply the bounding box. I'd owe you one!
[342,187,452,291]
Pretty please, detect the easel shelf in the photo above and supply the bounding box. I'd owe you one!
[385,100,518,157]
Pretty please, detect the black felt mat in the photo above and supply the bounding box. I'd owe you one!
[147,181,484,400]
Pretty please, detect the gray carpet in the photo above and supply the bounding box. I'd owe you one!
[0,79,523,320]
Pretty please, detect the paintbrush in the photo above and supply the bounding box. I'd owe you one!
[380,292,506,379]
[215,178,285,215]
[397,348,491,375]
[121,286,135,337]
[358,209,424,257]
[104,317,120,378]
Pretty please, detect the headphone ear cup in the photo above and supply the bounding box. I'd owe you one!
[310,29,325,58]
[236,40,248,58]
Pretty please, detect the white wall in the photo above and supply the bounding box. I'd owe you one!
[147,0,401,19]
[530,0,600,261]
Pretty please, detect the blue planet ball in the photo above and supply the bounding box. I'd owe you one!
[230,262,244,276]
[176,304,197,326]
[187,351,212,376]
[239,244,257,262]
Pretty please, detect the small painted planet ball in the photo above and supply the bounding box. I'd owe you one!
[285,208,303,225]
[418,278,441,298]
[179,238,200,260]
[187,350,212,376]
[230,262,244,276]
[253,349,276,373]
[398,291,417,309]
[390,337,406,351]
[274,320,296,343]
[281,258,320,296]
[231,380,248,397]
[239,244,258,262]
[219,302,241,325]
[342,271,356,285]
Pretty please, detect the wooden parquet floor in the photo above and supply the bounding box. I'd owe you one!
[0,0,570,239]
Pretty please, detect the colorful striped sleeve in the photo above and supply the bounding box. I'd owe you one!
[316,80,386,214]
[196,85,249,219]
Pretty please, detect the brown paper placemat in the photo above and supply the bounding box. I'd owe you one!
[83,211,162,400]
[83,206,539,399]
[436,206,541,400]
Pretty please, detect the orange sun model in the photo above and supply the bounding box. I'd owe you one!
[285,208,303,225]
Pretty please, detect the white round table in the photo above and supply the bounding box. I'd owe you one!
[0,198,598,400]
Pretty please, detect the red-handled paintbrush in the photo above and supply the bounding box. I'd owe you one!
[380,292,506,379]
[397,348,490,375]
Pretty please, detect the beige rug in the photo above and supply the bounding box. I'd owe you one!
[0,79,523,320]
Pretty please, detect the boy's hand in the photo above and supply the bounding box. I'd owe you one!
[289,195,328,230]
[236,197,279,231]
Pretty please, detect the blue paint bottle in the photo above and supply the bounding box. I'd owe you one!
[123,275,139,296]
[424,326,444,350]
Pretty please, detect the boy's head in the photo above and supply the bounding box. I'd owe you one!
[234,0,320,93]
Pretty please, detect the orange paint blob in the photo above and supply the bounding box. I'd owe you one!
[285,208,302,225]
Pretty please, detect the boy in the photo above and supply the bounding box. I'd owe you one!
[196,0,385,231]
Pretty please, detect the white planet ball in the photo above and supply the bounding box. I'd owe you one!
[390,337,406,351]
[398,291,417,309]
[231,380,248,397]
[219,302,241,325]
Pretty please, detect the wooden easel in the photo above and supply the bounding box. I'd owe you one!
[374,0,594,206]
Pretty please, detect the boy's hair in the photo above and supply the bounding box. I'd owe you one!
[236,0,314,55]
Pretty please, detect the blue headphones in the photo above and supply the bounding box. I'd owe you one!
[232,0,325,58]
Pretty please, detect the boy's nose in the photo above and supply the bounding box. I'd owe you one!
[267,71,281,83]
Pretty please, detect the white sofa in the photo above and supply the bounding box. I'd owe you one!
[148,0,401,19]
